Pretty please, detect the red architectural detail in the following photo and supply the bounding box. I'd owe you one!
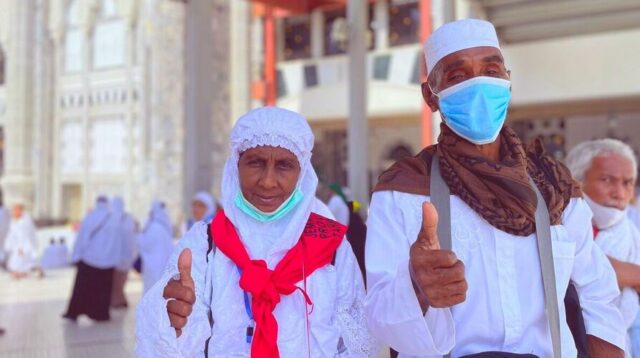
[420,0,433,146]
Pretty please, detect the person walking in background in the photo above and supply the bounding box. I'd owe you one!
[566,139,640,357]
[4,202,40,279]
[110,197,138,309]
[64,196,124,322]
[138,200,174,293]
[181,191,217,235]
[326,183,350,226]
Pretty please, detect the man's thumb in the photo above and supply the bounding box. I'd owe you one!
[177,249,193,287]
[419,202,440,250]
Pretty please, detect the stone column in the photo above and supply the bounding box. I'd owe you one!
[183,0,232,207]
[31,0,56,220]
[1,0,37,209]
[208,0,232,200]
[79,0,97,210]
[120,0,139,212]
[48,0,65,219]
[148,0,187,223]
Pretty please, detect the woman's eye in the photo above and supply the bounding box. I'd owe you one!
[277,161,294,170]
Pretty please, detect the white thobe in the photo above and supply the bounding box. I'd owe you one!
[627,198,640,231]
[4,215,38,273]
[135,204,377,357]
[365,191,626,357]
[327,195,350,227]
[595,217,640,357]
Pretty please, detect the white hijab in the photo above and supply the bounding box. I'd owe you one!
[144,200,173,236]
[72,197,110,262]
[220,107,318,266]
[193,191,216,220]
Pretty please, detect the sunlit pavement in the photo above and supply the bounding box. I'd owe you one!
[0,266,143,358]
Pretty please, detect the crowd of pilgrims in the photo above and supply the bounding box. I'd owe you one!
[0,185,362,321]
[4,18,640,358]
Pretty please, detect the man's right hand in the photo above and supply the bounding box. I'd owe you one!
[409,202,467,310]
[163,248,196,337]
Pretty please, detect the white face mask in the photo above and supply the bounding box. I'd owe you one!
[584,195,627,230]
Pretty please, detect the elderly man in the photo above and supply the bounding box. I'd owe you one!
[566,139,640,356]
[364,19,625,357]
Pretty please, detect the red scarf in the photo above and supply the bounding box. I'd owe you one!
[210,210,346,358]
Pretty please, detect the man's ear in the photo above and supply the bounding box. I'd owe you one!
[421,82,439,113]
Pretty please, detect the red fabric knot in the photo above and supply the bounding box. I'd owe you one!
[239,261,281,306]
[211,210,346,358]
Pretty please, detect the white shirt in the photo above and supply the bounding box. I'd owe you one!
[594,216,640,357]
[135,203,377,357]
[327,195,350,227]
[365,191,626,357]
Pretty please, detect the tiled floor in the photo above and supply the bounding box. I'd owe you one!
[0,267,143,358]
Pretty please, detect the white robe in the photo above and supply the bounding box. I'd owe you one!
[4,214,38,273]
[115,214,137,272]
[138,215,174,293]
[594,216,640,357]
[135,200,376,357]
[365,191,626,357]
[327,194,350,227]
[41,242,70,269]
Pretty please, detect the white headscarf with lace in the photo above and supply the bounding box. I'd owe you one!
[220,106,317,265]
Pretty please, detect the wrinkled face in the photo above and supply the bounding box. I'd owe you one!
[238,146,301,213]
[191,200,207,221]
[422,46,510,112]
[11,205,23,219]
[583,154,636,210]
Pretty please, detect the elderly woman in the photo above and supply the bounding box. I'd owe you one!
[136,107,375,357]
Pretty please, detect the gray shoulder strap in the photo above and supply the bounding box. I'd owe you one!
[430,154,452,251]
[529,177,562,358]
[430,155,561,357]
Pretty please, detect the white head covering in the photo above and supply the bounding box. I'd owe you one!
[192,191,216,219]
[220,106,317,264]
[424,18,500,76]
[81,196,110,240]
[144,200,172,236]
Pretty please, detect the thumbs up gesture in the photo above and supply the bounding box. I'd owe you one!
[163,249,196,337]
[409,202,467,310]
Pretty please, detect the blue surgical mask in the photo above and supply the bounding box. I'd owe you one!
[432,76,511,145]
[234,188,304,222]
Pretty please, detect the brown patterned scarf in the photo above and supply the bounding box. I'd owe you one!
[374,124,582,237]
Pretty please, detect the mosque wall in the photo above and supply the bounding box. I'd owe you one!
[0,0,242,228]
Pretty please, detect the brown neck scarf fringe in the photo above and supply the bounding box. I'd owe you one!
[373,125,582,237]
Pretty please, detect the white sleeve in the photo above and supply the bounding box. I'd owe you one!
[563,198,626,349]
[364,191,455,356]
[135,222,212,358]
[334,239,379,357]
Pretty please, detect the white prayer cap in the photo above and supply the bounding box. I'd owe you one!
[424,19,500,76]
